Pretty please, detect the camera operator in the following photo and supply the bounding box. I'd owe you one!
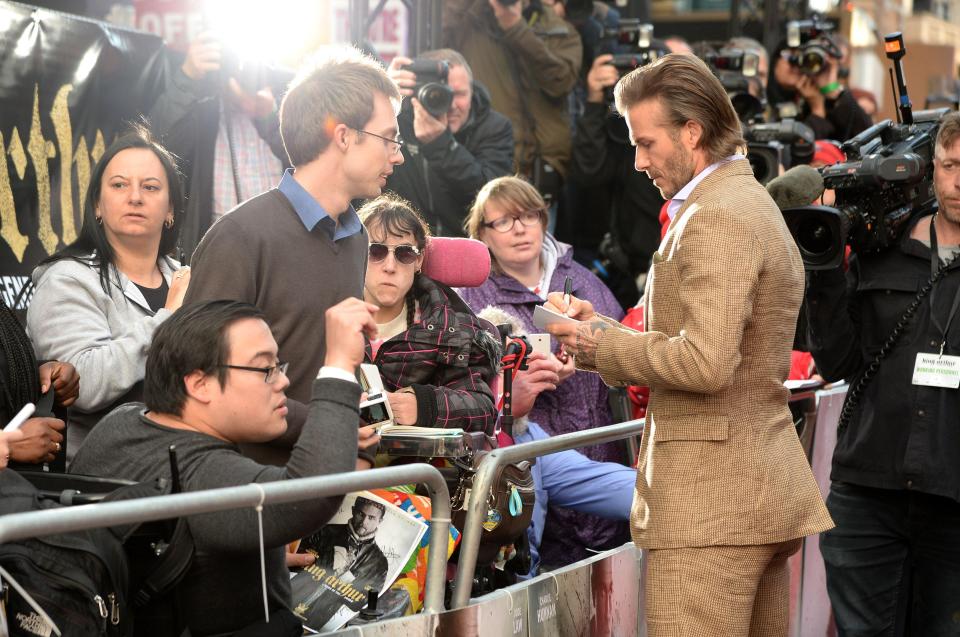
[443,0,582,219]
[569,52,665,307]
[768,39,872,142]
[805,111,960,634]
[147,32,289,257]
[385,50,513,236]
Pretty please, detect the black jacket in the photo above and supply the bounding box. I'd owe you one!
[805,213,960,501]
[569,101,664,306]
[146,52,289,259]
[386,81,513,236]
[766,52,873,143]
[797,88,874,142]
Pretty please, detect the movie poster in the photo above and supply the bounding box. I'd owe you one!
[290,491,427,633]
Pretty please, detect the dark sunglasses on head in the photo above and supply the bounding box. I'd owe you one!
[368,242,421,265]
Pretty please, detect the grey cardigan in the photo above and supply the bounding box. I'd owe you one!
[26,253,179,457]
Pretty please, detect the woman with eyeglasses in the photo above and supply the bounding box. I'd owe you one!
[359,194,500,434]
[26,125,190,461]
[459,175,628,569]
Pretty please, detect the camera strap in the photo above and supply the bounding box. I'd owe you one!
[837,214,960,432]
[928,214,960,354]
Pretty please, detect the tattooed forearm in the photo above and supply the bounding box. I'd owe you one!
[575,320,609,367]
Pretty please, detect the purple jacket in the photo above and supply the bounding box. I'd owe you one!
[459,239,630,566]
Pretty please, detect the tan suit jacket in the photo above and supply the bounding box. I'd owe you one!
[589,159,833,549]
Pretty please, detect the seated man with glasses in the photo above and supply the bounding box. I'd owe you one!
[361,194,500,433]
[184,46,403,469]
[71,297,376,636]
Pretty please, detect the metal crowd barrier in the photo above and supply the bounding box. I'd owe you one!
[0,463,452,616]
[451,419,647,609]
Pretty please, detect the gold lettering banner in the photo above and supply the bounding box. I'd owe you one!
[0,2,168,309]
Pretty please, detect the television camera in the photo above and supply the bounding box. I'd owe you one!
[782,33,951,270]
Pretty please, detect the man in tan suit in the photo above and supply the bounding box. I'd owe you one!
[546,54,832,635]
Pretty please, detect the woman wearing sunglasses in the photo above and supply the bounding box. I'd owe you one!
[459,175,627,570]
[360,195,500,434]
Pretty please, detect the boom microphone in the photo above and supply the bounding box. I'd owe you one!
[766,164,825,210]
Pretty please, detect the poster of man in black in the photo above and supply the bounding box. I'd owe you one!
[292,495,392,630]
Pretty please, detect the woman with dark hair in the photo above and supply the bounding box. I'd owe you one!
[27,125,191,459]
[360,194,499,434]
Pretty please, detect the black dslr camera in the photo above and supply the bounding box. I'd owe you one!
[744,119,816,184]
[599,21,668,104]
[782,34,950,270]
[400,59,454,119]
[784,16,842,77]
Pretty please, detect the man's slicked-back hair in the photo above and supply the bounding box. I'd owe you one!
[144,300,265,417]
[280,45,401,167]
[614,54,746,164]
[936,111,960,156]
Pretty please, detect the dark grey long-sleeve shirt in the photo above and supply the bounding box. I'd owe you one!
[70,377,360,635]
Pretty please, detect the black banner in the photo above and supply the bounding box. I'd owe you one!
[0,1,168,311]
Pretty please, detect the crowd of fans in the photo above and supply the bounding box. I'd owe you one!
[0,0,900,634]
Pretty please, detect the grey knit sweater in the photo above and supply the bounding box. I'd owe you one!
[70,377,360,635]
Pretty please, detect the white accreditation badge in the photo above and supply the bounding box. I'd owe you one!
[912,352,960,388]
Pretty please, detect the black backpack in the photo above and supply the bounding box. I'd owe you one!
[0,469,194,637]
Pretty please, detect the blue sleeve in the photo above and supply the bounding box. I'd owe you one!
[538,447,635,520]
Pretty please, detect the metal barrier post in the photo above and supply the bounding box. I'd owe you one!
[0,464,451,615]
[450,419,646,609]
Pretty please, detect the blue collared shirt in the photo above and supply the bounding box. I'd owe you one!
[277,168,363,241]
[666,154,745,221]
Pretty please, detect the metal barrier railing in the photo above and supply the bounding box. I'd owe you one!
[451,419,646,609]
[0,463,451,615]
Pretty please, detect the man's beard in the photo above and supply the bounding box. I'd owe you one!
[935,183,960,227]
[658,142,696,200]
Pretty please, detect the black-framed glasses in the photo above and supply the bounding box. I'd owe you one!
[369,242,421,265]
[481,209,543,233]
[352,127,404,154]
[219,361,289,384]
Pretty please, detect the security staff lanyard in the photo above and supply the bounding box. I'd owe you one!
[928,213,960,356]
[911,215,960,389]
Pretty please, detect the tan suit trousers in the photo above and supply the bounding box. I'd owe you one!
[645,538,803,637]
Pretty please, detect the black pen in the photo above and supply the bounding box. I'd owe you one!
[563,276,573,309]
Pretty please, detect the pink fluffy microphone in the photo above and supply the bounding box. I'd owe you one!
[420,237,491,288]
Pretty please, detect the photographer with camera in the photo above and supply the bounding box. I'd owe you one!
[804,110,960,635]
[385,50,513,237]
[569,52,665,307]
[147,32,289,257]
[443,0,582,221]
[768,26,871,142]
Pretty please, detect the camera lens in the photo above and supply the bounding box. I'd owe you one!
[417,83,454,119]
[799,49,827,76]
[796,217,835,259]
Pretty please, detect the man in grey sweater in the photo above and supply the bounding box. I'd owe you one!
[183,46,403,469]
[71,297,377,635]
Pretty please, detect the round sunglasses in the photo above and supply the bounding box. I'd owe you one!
[368,242,421,265]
